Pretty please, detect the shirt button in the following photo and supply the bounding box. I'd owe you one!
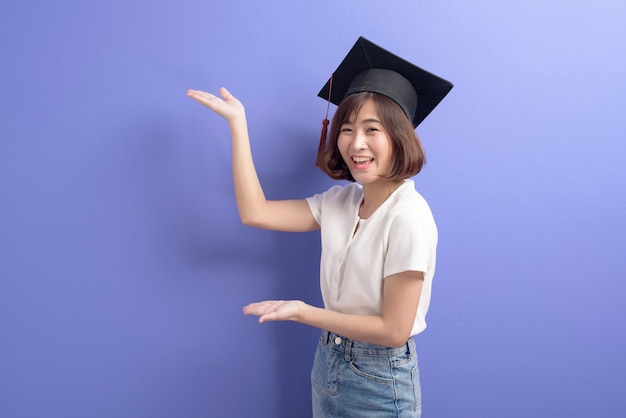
[338,258,342,263]
[334,337,342,345]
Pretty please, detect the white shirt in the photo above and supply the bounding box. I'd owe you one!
[306,179,437,336]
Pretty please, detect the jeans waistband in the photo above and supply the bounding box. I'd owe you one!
[321,330,415,360]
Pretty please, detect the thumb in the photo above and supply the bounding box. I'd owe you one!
[219,86,233,101]
[258,312,277,324]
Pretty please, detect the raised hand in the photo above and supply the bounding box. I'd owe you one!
[243,300,305,323]
[187,87,245,122]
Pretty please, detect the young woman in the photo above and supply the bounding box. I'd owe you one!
[188,37,452,418]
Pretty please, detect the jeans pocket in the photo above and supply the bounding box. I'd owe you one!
[348,355,394,384]
[390,349,414,368]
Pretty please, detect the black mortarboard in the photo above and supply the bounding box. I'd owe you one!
[318,36,454,128]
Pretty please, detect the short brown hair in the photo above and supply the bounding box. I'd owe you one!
[317,92,426,182]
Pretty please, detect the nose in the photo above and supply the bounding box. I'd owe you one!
[351,130,367,150]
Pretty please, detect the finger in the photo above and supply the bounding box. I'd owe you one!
[258,312,275,323]
[244,300,280,308]
[188,89,218,102]
[219,87,233,101]
[187,89,208,98]
[259,308,286,323]
[242,301,278,316]
[242,305,263,316]
[186,89,201,96]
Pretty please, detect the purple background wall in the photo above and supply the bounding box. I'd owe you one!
[1,1,625,417]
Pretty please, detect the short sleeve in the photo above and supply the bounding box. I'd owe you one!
[383,200,437,278]
[306,192,324,226]
[306,185,347,227]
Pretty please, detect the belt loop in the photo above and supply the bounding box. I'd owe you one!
[407,337,415,355]
[344,338,353,361]
[322,330,329,344]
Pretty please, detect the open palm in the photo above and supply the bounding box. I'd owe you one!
[243,300,305,323]
[187,87,245,122]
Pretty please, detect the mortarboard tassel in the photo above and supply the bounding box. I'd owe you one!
[316,73,334,167]
[316,119,329,167]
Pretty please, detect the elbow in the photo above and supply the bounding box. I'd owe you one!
[239,214,255,227]
[239,212,266,229]
[237,206,256,226]
[240,216,260,228]
[237,202,269,228]
[387,337,411,349]
[384,328,412,349]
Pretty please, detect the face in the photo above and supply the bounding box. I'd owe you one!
[337,98,394,185]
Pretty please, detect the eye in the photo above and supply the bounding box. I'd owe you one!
[340,127,353,133]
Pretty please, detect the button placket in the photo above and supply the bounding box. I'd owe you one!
[334,217,360,302]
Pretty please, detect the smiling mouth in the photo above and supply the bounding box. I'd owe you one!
[352,156,374,169]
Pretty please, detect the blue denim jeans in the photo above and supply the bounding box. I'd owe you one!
[311,330,421,417]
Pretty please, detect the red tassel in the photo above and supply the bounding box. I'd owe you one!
[316,118,329,167]
[316,73,334,167]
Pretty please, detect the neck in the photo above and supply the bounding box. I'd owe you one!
[359,179,404,219]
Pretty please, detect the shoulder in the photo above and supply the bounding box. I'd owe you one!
[390,180,433,214]
[306,182,362,223]
[385,180,436,230]
[307,182,362,205]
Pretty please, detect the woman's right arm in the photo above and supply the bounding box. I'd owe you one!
[187,87,319,232]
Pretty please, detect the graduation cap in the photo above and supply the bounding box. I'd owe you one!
[316,36,453,166]
[319,36,453,127]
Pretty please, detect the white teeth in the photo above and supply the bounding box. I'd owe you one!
[353,157,373,163]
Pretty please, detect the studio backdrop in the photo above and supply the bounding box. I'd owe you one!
[1,1,625,417]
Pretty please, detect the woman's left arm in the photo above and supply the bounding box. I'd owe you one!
[242,270,423,348]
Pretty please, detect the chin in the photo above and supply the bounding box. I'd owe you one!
[352,175,378,185]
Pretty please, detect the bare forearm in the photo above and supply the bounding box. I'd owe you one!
[297,304,409,348]
[187,88,270,226]
[243,273,422,347]
[228,116,268,225]
[188,88,318,232]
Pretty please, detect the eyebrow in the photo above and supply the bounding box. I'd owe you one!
[342,118,382,125]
